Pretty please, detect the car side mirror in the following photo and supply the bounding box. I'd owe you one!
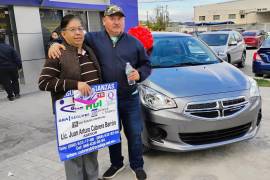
[229,41,237,46]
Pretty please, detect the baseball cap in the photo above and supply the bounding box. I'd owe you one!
[104,5,125,17]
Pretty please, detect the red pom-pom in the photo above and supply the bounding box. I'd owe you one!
[128,26,153,50]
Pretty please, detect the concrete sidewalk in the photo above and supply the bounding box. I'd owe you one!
[0,91,131,180]
[0,88,270,180]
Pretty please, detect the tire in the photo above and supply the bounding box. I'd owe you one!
[227,54,231,64]
[238,52,246,68]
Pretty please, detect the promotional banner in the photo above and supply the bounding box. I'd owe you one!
[55,82,120,161]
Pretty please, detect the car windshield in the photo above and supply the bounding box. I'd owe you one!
[261,39,270,48]
[199,34,228,46]
[150,36,220,68]
[242,32,256,36]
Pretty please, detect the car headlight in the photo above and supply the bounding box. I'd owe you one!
[139,85,177,110]
[248,77,260,97]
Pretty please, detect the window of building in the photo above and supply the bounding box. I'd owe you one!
[240,14,245,19]
[228,14,236,19]
[199,16,206,21]
[63,10,88,31]
[39,9,63,52]
[213,15,220,20]
[0,8,14,46]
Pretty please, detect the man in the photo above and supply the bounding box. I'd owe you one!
[48,5,151,180]
[0,33,22,101]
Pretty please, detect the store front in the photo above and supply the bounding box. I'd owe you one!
[39,8,103,52]
[0,0,139,94]
[0,7,14,46]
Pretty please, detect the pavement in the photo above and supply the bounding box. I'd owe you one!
[0,48,270,180]
[0,85,270,180]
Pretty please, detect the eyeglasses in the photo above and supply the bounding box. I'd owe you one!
[63,27,84,33]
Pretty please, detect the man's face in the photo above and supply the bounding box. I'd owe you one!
[103,15,125,37]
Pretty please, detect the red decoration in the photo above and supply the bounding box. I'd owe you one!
[128,26,153,50]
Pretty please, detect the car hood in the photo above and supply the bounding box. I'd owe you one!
[209,45,227,54]
[144,62,250,98]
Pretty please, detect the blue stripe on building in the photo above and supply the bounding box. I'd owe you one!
[0,0,138,31]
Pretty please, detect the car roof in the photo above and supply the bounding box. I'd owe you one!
[200,31,233,35]
[152,32,191,37]
[243,30,259,32]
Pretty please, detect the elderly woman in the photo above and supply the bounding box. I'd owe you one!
[38,14,102,180]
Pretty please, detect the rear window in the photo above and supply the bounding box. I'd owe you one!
[242,32,256,36]
[261,39,270,48]
[199,34,229,46]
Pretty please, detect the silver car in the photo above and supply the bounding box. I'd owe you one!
[199,31,246,68]
[140,32,262,152]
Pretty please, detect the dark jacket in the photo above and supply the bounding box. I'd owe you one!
[84,31,151,98]
[0,43,22,70]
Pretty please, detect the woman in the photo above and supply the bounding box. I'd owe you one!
[38,14,102,180]
[49,31,63,44]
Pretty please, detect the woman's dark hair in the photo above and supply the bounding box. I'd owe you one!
[60,14,83,30]
[50,31,59,41]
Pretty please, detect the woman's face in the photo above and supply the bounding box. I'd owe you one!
[61,19,84,48]
[51,32,59,39]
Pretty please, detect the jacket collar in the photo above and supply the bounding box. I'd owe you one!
[62,39,78,52]
[103,30,125,40]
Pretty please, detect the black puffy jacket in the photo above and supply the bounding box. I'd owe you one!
[0,43,22,70]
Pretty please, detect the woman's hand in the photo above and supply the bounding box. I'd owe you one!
[48,43,66,59]
[77,82,91,96]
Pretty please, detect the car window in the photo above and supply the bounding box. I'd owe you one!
[261,39,270,48]
[242,31,256,36]
[228,34,236,44]
[188,40,205,54]
[150,36,220,68]
[233,32,242,42]
[199,34,228,46]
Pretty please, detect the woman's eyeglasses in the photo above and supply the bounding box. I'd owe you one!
[63,27,84,33]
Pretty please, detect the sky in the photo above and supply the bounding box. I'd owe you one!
[138,0,231,22]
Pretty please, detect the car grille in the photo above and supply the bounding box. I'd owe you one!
[179,122,252,145]
[184,97,248,119]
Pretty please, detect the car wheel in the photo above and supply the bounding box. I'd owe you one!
[238,52,246,68]
[227,54,231,64]
[255,73,263,77]
[142,144,152,154]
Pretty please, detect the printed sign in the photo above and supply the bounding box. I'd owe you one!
[55,82,120,161]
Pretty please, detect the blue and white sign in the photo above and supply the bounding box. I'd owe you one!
[55,82,120,161]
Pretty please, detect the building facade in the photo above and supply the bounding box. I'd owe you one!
[0,0,138,93]
[194,0,270,25]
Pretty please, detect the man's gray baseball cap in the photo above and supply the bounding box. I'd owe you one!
[104,5,125,17]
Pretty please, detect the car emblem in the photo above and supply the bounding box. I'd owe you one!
[218,101,224,117]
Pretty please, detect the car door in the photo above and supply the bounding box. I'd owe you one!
[233,32,245,61]
[227,33,238,63]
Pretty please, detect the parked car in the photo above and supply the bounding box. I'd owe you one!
[253,38,270,76]
[266,32,270,39]
[140,32,262,153]
[199,31,246,68]
[242,30,265,48]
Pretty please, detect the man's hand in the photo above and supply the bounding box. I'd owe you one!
[128,69,140,81]
[78,82,92,96]
[48,43,66,59]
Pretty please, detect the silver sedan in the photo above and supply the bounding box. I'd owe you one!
[140,32,262,152]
